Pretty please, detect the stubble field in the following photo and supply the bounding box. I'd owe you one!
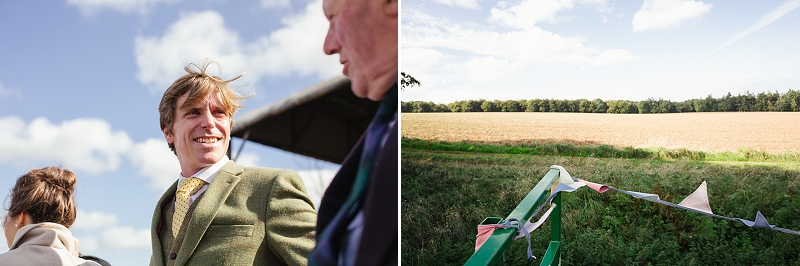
[401,112,800,153]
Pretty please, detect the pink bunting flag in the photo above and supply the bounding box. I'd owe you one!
[678,181,713,214]
[576,178,610,193]
[475,224,503,251]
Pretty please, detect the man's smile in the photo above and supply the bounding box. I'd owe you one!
[194,137,221,144]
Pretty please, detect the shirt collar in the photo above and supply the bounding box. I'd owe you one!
[178,156,230,184]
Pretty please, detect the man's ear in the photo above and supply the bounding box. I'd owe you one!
[162,127,174,145]
[385,0,397,17]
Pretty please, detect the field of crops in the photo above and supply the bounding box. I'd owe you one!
[401,112,800,153]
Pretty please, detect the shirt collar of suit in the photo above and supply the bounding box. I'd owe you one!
[177,155,230,183]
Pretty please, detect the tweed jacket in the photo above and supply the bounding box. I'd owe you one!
[316,117,398,266]
[0,222,101,266]
[149,161,317,266]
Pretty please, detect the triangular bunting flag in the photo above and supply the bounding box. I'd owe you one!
[475,224,503,251]
[554,182,585,193]
[678,181,713,214]
[552,165,575,184]
[623,190,661,202]
[576,178,609,193]
[752,211,776,229]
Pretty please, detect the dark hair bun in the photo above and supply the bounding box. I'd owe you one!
[8,166,78,227]
[41,166,77,194]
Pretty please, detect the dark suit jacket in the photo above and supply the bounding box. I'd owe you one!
[150,161,317,266]
[316,119,398,266]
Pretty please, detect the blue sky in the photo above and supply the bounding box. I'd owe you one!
[0,0,342,265]
[401,0,800,103]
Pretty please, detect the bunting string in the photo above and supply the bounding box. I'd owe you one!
[475,218,536,260]
[474,165,800,258]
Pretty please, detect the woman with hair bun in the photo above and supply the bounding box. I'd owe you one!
[0,166,101,266]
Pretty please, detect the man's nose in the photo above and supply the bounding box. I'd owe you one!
[199,110,216,129]
[323,24,339,55]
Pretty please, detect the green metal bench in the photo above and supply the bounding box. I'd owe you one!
[464,167,563,266]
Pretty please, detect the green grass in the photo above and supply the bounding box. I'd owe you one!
[402,138,800,170]
[401,140,800,265]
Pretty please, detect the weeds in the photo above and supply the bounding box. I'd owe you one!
[402,138,800,163]
[401,145,800,265]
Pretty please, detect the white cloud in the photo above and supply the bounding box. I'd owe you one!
[0,116,183,191]
[712,0,800,53]
[233,152,260,167]
[78,226,152,251]
[585,49,640,66]
[488,0,575,29]
[403,10,638,66]
[70,211,149,251]
[134,1,340,94]
[464,56,525,83]
[78,236,100,252]
[631,0,712,32]
[296,168,337,208]
[401,47,444,77]
[134,11,250,93]
[260,0,290,9]
[75,226,150,251]
[67,0,179,16]
[401,6,641,103]
[0,82,22,100]
[100,227,151,249]
[78,226,150,251]
[0,116,133,174]
[127,138,180,190]
[246,0,341,79]
[400,47,448,92]
[434,0,480,10]
[72,210,119,230]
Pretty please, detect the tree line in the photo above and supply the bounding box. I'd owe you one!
[401,90,800,113]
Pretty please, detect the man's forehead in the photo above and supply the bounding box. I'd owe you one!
[178,89,224,110]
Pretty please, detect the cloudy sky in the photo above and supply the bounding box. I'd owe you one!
[0,0,341,265]
[401,0,800,103]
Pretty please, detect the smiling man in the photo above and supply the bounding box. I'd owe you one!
[149,61,317,266]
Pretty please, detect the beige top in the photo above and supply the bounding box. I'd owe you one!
[0,222,100,266]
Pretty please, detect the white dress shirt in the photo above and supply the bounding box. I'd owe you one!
[175,156,230,206]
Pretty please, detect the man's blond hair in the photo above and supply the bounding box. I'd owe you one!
[158,60,246,153]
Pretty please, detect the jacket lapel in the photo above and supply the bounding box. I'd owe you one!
[317,133,364,230]
[151,180,179,266]
[175,161,243,265]
[356,122,398,265]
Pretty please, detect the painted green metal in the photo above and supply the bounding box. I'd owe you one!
[540,192,561,266]
[464,167,563,266]
[541,242,560,266]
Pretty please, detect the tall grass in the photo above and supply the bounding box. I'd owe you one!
[401,147,800,265]
[402,138,800,162]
